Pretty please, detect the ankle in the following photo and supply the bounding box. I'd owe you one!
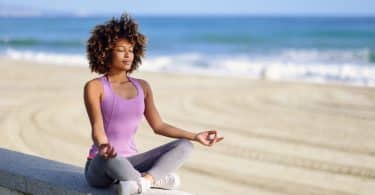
[142,173,155,184]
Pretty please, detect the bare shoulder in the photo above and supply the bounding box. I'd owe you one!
[85,78,102,89]
[84,77,104,97]
[135,78,151,97]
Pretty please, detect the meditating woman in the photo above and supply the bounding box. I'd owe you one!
[83,13,224,195]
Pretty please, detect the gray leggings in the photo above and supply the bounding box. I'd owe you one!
[84,139,194,188]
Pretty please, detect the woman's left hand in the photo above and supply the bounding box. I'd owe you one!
[194,130,224,146]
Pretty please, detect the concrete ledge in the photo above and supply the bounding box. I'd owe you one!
[0,148,192,195]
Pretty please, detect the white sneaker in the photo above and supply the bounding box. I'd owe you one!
[138,177,151,193]
[118,180,138,195]
[152,173,181,190]
[118,178,151,195]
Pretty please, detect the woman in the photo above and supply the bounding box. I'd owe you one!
[83,13,224,195]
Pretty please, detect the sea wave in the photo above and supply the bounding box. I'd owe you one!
[2,48,375,87]
[0,37,84,47]
[265,48,374,64]
[3,49,87,66]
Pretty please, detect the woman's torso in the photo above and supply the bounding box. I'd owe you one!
[87,75,145,159]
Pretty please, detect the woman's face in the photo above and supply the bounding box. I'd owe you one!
[110,38,134,72]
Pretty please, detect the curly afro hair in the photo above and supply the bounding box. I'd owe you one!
[86,13,147,74]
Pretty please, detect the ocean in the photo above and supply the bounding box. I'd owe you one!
[1,16,375,86]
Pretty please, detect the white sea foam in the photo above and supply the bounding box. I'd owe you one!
[4,49,88,66]
[2,49,375,87]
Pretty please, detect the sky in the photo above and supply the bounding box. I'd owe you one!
[1,0,375,16]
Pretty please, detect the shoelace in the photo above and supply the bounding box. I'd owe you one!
[153,174,173,187]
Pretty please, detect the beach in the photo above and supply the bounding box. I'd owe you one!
[1,57,375,194]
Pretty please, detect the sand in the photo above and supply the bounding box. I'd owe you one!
[1,57,375,195]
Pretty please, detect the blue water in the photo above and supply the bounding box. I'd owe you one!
[1,16,375,86]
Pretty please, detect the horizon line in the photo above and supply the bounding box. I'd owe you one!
[1,12,375,18]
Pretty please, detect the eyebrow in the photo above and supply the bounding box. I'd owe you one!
[115,45,134,48]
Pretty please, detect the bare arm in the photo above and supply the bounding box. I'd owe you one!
[154,123,197,140]
[141,79,197,141]
[83,79,108,147]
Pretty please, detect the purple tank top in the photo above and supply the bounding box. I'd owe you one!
[88,75,145,159]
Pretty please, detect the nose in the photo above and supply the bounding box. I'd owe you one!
[124,51,130,57]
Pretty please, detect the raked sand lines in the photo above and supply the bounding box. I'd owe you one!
[1,60,375,194]
[153,81,375,194]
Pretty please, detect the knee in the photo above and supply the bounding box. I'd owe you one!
[176,139,194,153]
[105,156,131,168]
[104,156,141,181]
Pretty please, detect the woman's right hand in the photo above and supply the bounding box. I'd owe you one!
[98,143,117,159]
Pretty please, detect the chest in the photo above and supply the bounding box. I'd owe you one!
[111,82,138,100]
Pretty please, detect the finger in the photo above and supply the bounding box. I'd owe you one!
[104,145,111,153]
[108,146,115,156]
[207,130,217,136]
[205,130,216,135]
[108,144,113,151]
[205,132,211,139]
[199,139,210,146]
[208,138,214,145]
[110,147,117,157]
[210,135,224,145]
[109,151,117,158]
[100,144,109,154]
[101,146,108,154]
[100,143,109,149]
[207,131,217,140]
[208,138,216,146]
[216,137,224,143]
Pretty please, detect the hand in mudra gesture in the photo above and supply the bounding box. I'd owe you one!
[194,130,224,146]
[99,143,117,159]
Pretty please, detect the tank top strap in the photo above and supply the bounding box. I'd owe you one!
[99,75,108,87]
[128,76,144,98]
[99,75,117,132]
[99,75,113,97]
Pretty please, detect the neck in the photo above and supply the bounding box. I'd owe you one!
[106,70,129,83]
